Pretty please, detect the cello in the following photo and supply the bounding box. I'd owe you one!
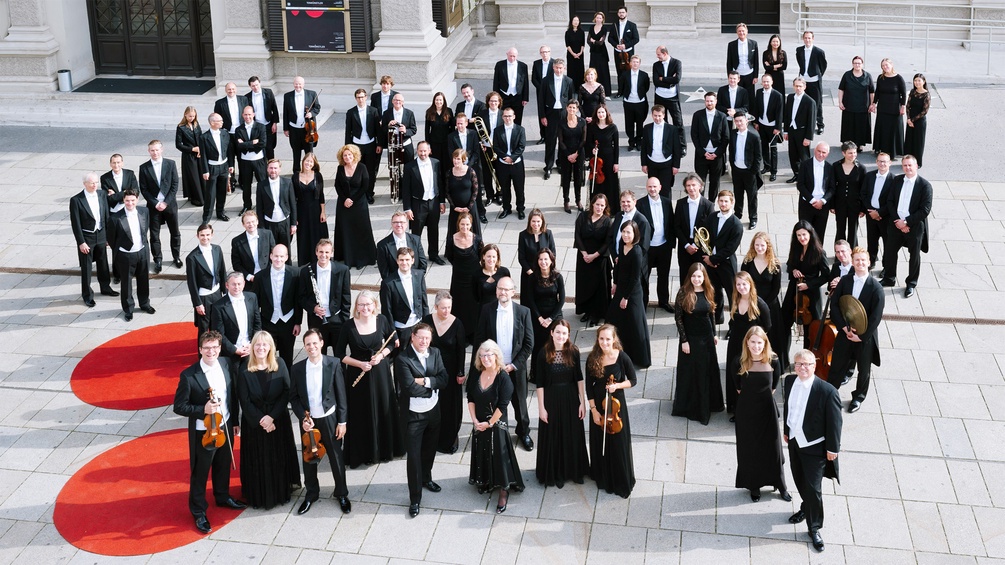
[806,291,838,380]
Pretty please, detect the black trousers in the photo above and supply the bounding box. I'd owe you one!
[288,127,315,173]
[264,124,278,161]
[301,412,349,501]
[405,405,440,504]
[884,225,924,287]
[500,95,525,124]
[832,204,861,247]
[543,108,562,171]
[798,201,830,243]
[732,166,758,221]
[677,244,702,280]
[238,158,267,211]
[740,72,758,101]
[788,442,827,532]
[646,161,676,197]
[559,153,584,204]
[410,199,441,259]
[203,164,229,222]
[149,204,181,263]
[262,218,292,257]
[708,264,735,324]
[757,125,779,173]
[358,141,379,200]
[828,334,875,401]
[194,292,223,341]
[644,242,673,307]
[805,81,824,129]
[623,101,648,147]
[509,368,531,438]
[116,248,150,314]
[263,318,298,371]
[694,153,724,199]
[496,161,526,213]
[864,216,886,267]
[187,426,234,517]
[77,235,111,302]
[655,95,685,148]
[310,319,344,358]
[787,133,812,174]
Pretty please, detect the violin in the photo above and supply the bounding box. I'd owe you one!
[794,277,813,326]
[301,411,326,464]
[807,291,838,381]
[201,387,226,450]
[303,89,322,146]
[600,375,623,456]
[589,141,605,185]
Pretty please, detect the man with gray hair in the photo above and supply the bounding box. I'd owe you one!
[210,271,262,374]
[70,172,118,307]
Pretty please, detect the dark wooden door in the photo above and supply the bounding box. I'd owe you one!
[569,0,622,28]
[721,0,779,34]
[88,0,213,76]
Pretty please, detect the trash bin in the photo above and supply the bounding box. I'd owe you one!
[57,69,72,92]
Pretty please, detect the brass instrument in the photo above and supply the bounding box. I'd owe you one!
[387,123,404,203]
[470,116,503,196]
[694,226,713,255]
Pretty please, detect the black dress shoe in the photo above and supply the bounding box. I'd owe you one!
[217,214,230,222]
[581,313,590,323]
[100,288,120,297]
[729,416,736,423]
[152,262,162,274]
[748,220,757,230]
[659,303,674,313]
[788,510,806,524]
[904,287,916,298]
[368,196,375,205]
[517,211,526,220]
[769,173,777,181]
[498,210,511,220]
[520,434,534,451]
[431,256,446,266]
[140,305,157,315]
[848,399,862,413]
[543,170,551,180]
[880,278,896,287]
[194,515,211,534]
[750,489,761,502]
[680,148,687,157]
[779,489,792,502]
[536,138,545,145]
[338,496,352,513]
[810,530,825,552]
[84,299,96,308]
[480,215,489,224]
[218,497,247,510]
[409,503,420,517]
[124,312,133,322]
[627,144,636,151]
[786,175,798,184]
[423,481,442,493]
[112,276,120,285]
[816,127,825,135]
[297,500,313,515]
[173,258,183,268]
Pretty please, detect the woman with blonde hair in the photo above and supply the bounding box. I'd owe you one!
[741,231,783,352]
[672,263,723,425]
[333,143,376,268]
[724,271,772,417]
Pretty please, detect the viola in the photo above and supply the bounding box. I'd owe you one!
[589,140,605,184]
[201,387,226,450]
[807,292,838,381]
[301,411,326,464]
[794,277,813,326]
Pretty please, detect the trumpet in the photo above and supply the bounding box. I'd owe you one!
[470,116,503,196]
[387,123,404,203]
[694,226,713,255]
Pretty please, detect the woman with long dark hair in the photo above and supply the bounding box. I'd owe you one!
[672,262,724,425]
[293,152,329,266]
[586,324,636,498]
[831,141,867,247]
[585,105,620,205]
[777,220,828,368]
[565,16,586,91]
[517,209,556,299]
[424,92,454,185]
[574,193,613,327]
[762,34,788,98]
[534,320,589,488]
[607,220,651,367]
[524,248,566,374]
[558,100,587,212]
[445,212,482,343]
[175,106,204,207]
[904,73,930,167]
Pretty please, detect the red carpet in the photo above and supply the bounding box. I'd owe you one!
[54,429,244,556]
[71,322,197,410]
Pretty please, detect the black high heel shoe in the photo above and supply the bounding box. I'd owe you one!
[750,489,761,502]
[496,489,509,513]
[580,313,590,323]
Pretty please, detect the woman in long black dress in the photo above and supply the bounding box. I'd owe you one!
[586,324,636,498]
[517,209,556,298]
[741,232,783,353]
[468,340,524,513]
[777,221,829,369]
[724,271,772,417]
[445,149,482,240]
[575,193,613,327]
[535,320,589,488]
[293,152,329,266]
[762,34,787,98]
[871,57,907,159]
[607,220,651,368]
[733,326,790,503]
[473,243,512,309]
[525,248,566,374]
[558,100,587,213]
[333,144,377,268]
[831,141,867,247]
[905,73,930,167]
[838,56,875,151]
[587,12,612,98]
[445,212,482,343]
[565,16,586,92]
[585,106,620,206]
[424,92,454,186]
[175,106,204,207]
[672,263,724,425]
[237,331,301,509]
[422,290,467,454]
[336,290,404,468]
[579,68,607,126]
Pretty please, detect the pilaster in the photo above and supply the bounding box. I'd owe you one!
[0,0,60,91]
[369,0,457,105]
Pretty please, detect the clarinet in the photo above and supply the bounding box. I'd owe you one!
[308,264,329,324]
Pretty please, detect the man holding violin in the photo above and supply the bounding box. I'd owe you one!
[173,330,246,535]
[283,76,320,174]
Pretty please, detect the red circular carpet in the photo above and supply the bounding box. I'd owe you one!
[71,322,197,410]
[54,429,244,556]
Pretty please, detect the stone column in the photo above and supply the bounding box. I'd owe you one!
[492,0,547,38]
[210,0,273,91]
[647,0,700,39]
[0,0,60,91]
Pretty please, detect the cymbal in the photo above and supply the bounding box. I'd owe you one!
[839,295,868,335]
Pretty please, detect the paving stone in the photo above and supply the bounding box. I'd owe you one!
[517,517,590,565]
[904,501,950,554]
[894,456,956,503]
[426,510,494,565]
[885,414,943,456]
[935,417,977,459]
[973,506,1005,558]
[939,503,987,556]
[585,524,647,565]
[847,497,913,550]
[678,531,748,565]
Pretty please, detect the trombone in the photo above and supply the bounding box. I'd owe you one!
[694,226,713,255]
[471,116,503,197]
[387,123,404,202]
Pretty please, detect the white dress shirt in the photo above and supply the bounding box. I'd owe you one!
[123,209,143,252]
[647,196,666,246]
[496,302,514,364]
[790,94,804,129]
[266,178,286,223]
[787,376,823,448]
[870,172,888,209]
[230,293,251,348]
[198,244,219,295]
[209,130,226,165]
[397,270,420,328]
[734,130,747,168]
[812,158,826,201]
[852,273,867,299]
[649,123,669,163]
[195,359,230,431]
[407,346,438,413]
[418,158,435,200]
[354,106,374,145]
[84,190,101,231]
[270,267,293,324]
[306,357,337,418]
[246,231,261,276]
[896,176,916,221]
[316,263,332,317]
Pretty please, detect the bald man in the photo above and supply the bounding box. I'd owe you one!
[70,172,118,307]
[283,76,320,173]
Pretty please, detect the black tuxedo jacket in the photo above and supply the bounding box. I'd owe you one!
[173,357,240,432]
[214,95,250,133]
[447,129,482,168]
[531,58,555,90]
[716,85,750,118]
[289,355,347,423]
[690,109,730,158]
[401,158,443,210]
[492,60,530,103]
[783,374,842,479]
[730,128,764,174]
[70,190,110,247]
[198,129,234,174]
[185,244,227,307]
[245,87,280,126]
[493,124,526,162]
[784,94,817,139]
[210,294,263,357]
[652,58,682,97]
[474,301,534,372]
[299,261,352,327]
[376,233,428,279]
[726,38,760,75]
[796,45,828,78]
[138,159,179,208]
[256,176,297,225]
[380,268,429,328]
[380,108,418,159]
[641,123,682,169]
[478,107,504,138]
[253,264,303,327]
[108,207,150,253]
[344,105,382,145]
[617,69,651,102]
[100,169,138,208]
[370,89,399,115]
[455,98,486,121]
[753,89,784,130]
[673,196,715,252]
[231,230,275,280]
[538,74,575,114]
[701,213,743,272]
[830,274,884,361]
[395,346,447,405]
[233,121,267,159]
[610,211,652,259]
[282,89,320,132]
[861,170,895,213]
[636,195,675,249]
[797,159,835,206]
[608,19,640,52]
[883,175,933,251]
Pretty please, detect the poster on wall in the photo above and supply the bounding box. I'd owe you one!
[285,0,345,8]
[285,9,350,53]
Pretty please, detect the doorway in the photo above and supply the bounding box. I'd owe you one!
[721,0,780,34]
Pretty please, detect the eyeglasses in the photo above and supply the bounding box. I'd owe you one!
[479,353,495,358]
[200,345,221,351]
[793,362,815,368]
[497,287,515,292]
